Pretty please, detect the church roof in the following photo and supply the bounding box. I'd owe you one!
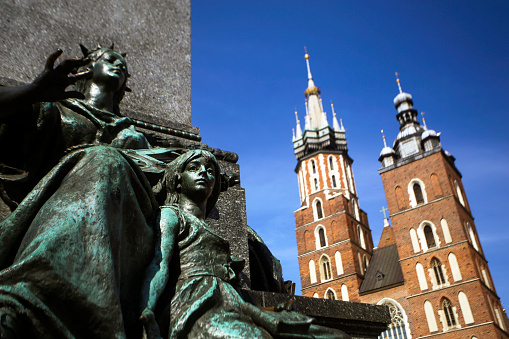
[377,224,396,248]
[359,244,404,294]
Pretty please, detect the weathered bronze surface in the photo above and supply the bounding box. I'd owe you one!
[0,48,349,338]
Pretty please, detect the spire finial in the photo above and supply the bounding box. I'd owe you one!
[304,47,313,81]
[395,72,403,94]
[421,112,428,129]
[381,129,388,148]
[340,118,344,130]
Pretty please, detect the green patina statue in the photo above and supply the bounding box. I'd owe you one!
[0,48,348,338]
[138,149,348,338]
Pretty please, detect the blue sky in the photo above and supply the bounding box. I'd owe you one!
[191,1,509,307]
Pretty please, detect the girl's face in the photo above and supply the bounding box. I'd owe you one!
[180,157,216,201]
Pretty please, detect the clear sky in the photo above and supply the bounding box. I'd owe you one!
[191,0,509,308]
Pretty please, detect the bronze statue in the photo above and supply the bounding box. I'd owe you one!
[0,48,348,338]
[0,47,157,338]
[139,150,348,338]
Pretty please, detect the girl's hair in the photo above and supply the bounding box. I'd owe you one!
[163,150,221,216]
[74,47,129,115]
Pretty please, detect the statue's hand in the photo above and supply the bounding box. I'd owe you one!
[30,50,92,102]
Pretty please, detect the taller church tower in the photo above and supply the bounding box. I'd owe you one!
[292,53,373,302]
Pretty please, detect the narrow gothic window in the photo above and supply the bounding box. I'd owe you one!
[329,157,334,170]
[424,225,436,248]
[315,201,323,219]
[314,178,319,191]
[326,289,335,300]
[442,299,457,327]
[432,258,446,286]
[320,256,332,281]
[318,228,326,247]
[413,183,424,205]
[332,175,337,188]
[311,160,316,174]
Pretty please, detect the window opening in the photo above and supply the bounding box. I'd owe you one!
[314,178,319,191]
[318,228,326,248]
[378,301,409,339]
[432,258,446,286]
[326,290,335,300]
[442,299,457,327]
[332,175,337,188]
[413,183,424,205]
[315,201,323,219]
[311,160,316,174]
[329,157,334,170]
[320,256,332,281]
[424,225,436,248]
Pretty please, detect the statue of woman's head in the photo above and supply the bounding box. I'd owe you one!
[163,150,221,217]
[75,44,130,114]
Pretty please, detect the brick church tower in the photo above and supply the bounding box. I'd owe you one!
[292,53,373,302]
[292,60,509,337]
[359,76,508,338]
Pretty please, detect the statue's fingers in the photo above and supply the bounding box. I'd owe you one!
[62,91,86,100]
[45,50,63,70]
[56,58,88,73]
[69,69,93,83]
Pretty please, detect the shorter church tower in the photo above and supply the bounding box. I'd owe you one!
[360,75,509,338]
[292,53,373,302]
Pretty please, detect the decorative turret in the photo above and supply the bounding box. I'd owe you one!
[379,74,451,170]
[292,52,347,160]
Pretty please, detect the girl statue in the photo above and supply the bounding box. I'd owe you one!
[139,150,348,339]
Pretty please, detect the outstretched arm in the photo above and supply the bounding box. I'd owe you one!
[0,50,91,119]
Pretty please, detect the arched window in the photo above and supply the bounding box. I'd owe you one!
[424,300,438,332]
[319,255,332,281]
[466,223,479,251]
[329,156,334,170]
[454,180,465,206]
[413,183,424,205]
[314,178,319,191]
[331,175,337,188]
[318,228,326,248]
[325,288,336,300]
[448,253,462,282]
[377,299,411,339]
[311,159,316,174]
[424,225,436,248]
[442,298,457,328]
[410,228,420,253]
[416,262,428,290]
[363,255,369,271]
[418,221,440,251]
[441,218,452,243]
[458,292,474,324]
[313,293,319,298]
[314,199,324,220]
[408,179,427,207]
[431,258,446,287]
[357,225,366,249]
[335,251,343,275]
[341,284,349,301]
[357,251,364,275]
[309,260,317,284]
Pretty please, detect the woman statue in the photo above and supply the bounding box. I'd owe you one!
[139,149,348,339]
[0,47,157,338]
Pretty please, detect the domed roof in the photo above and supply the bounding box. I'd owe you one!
[379,146,395,158]
[393,124,424,146]
[421,128,438,140]
[393,92,413,108]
